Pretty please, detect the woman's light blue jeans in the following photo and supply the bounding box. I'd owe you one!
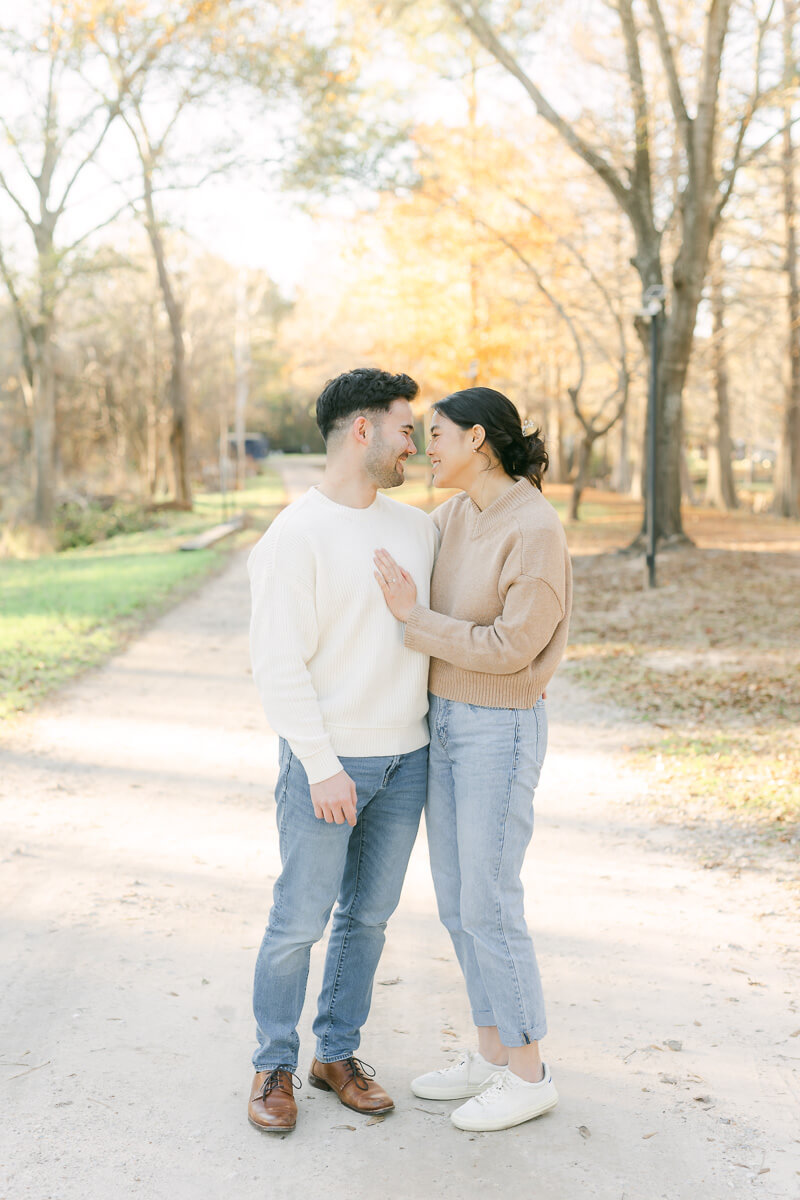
[426,693,548,1047]
[252,739,428,1072]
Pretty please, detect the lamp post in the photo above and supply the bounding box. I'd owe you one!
[640,285,667,588]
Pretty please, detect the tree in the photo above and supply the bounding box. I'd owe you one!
[705,240,738,509]
[439,0,781,544]
[0,4,135,525]
[91,0,398,506]
[773,0,800,517]
[90,1,253,507]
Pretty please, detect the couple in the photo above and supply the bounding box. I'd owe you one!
[246,367,572,1135]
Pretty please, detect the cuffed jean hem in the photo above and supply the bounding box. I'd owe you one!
[313,1050,360,1064]
[471,1008,548,1046]
[495,1022,548,1048]
[253,1060,298,1072]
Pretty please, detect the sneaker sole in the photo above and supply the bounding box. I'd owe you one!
[410,1082,492,1101]
[451,1096,558,1132]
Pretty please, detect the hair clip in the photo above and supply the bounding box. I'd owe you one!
[522,419,534,436]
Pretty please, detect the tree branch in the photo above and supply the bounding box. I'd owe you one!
[468,212,587,409]
[615,0,654,209]
[0,242,34,385]
[713,0,781,227]
[0,115,39,187]
[54,104,119,218]
[445,0,632,216]
[643,0,692,152]
[0,169,36,230]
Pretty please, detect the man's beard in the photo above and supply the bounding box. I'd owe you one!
[365,434,406,489]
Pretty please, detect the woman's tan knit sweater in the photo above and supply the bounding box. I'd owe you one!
[403,477,572,708]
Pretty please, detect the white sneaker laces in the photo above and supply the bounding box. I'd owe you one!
[437,1051,471,1077]
[472,1070,511,1105]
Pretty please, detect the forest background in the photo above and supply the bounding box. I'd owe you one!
[1,0,799,842]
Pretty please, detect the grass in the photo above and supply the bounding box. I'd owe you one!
[192,471,287,525]
[550,484,800,834]
[0,468,285,723]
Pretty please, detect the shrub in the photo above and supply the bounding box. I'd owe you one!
[55,499,160,550]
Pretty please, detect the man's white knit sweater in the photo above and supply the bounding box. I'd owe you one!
[248,486,437,785]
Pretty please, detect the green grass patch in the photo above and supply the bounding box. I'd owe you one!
[632,729,800,826]
[193,470,287,527]
[0,542,222,720]
[0,468,286,721]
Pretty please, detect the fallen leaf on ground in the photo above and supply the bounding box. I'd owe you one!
[366,1115,385,1126]
[642,1132,658,1139]
[332,1124,356,1131]
[577,1125,591,1139]
[693,1095,712,1103]
[378,978,401,986]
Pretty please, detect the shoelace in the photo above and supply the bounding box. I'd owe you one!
[257,1066,302,1101]
[473,1071,512,1105]
[343,1056,376,1092]
[436,1051,472,1077]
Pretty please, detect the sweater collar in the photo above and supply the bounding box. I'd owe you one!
[466,476,539,533]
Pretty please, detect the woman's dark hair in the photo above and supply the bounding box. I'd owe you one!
[434,387,548,490]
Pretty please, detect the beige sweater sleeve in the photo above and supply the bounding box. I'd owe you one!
[403,573,564,675]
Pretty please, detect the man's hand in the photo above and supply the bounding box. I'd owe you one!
[310,770,358,826]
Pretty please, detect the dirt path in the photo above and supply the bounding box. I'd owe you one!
[1,468,799,1200]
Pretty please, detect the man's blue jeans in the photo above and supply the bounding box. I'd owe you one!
[252,739,428,1072]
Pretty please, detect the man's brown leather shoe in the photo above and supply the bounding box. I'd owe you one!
[308,1056,394,1114]
[248,1068,299,1133]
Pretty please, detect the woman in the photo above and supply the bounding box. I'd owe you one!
[373,386,572,1133]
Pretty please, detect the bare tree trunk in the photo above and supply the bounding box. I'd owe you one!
[234,271,249,491]
[705,248,738,509]
[611,404,632,493]
[32,327,57,526]
[552,363,567,484]
[569,434,593,521]
[774,0,800,517]
[143,171,192,509]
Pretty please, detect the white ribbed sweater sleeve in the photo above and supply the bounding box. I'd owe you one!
[248,523,342,785]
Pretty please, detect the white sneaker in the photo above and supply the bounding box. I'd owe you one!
[410,1050,508,1100]
[450,1064,558,1131]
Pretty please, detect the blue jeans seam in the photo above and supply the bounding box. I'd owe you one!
[492,708,529,1042]
[274,748,292,917]
[320,815,366,1058]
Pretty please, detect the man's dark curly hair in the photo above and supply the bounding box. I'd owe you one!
[316,368,418,442]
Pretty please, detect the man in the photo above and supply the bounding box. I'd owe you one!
[246,367,436,1133]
